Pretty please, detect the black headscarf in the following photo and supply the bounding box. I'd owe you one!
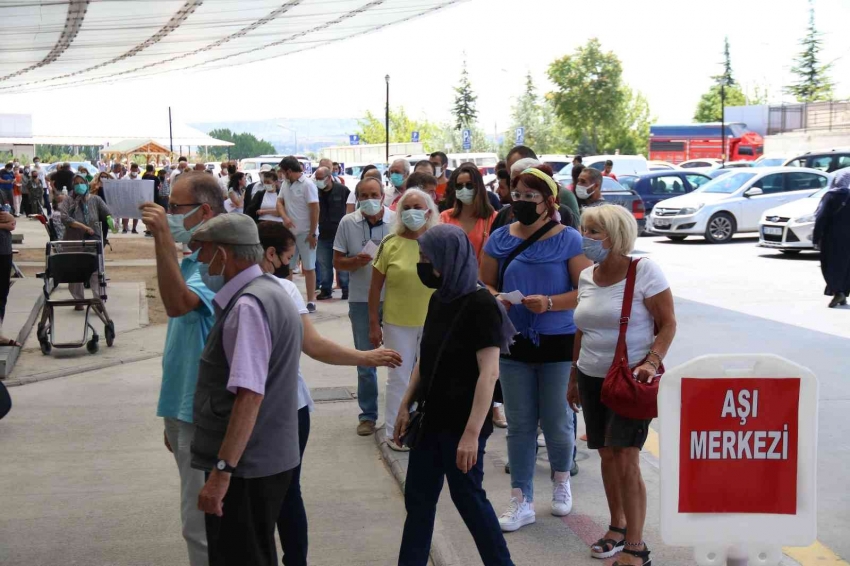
[418,224,516,353]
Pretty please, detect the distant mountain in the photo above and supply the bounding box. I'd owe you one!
[190,117,360,154]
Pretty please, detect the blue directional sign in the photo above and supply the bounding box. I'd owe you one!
[462,128,472,150]
[515,127,525,145]
[349,134,360,146]
[411,131,420,143]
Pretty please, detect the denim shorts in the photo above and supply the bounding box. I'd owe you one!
[577,368,651,450]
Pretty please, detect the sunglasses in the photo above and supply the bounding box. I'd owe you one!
[455,182,475,191]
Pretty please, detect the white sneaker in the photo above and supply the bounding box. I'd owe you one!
[551,478,573,516]
[537,433,546,447]
[499,495,536,532]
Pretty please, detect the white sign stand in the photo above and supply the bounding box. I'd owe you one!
[659,354,818,566]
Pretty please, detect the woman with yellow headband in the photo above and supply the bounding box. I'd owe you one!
[480,163,592,533]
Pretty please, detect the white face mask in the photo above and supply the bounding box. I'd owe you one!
[456,188,475,205]
[129,172,139,179]
[433,166,442,178]
[263,183,276,192]
[575,183,595,200]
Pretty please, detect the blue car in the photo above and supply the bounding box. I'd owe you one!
[627,170,712,214]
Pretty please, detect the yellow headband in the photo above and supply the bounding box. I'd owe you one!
[520,167,558,198]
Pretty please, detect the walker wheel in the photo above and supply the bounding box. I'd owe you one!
[105,322,115,347]
[86,337,99,354]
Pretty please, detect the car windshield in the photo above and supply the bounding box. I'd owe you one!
[619,176,638,190]
[601,177,626,192]
[754,158,785,167]
[697,172,757,194]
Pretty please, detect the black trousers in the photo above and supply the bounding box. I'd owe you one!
[205,468,293,566]
[0,253,12,321]
[277,406,311,566]
[20,194,30,216]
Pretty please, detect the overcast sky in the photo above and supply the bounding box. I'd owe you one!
[3,0,848,136]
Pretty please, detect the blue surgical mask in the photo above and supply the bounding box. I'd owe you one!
[167,206,204,244]
[401,209,427,231]
[73,183,88,196]
[199,248,226,292]
[316,178,328,190]
[359,198,383,216]
[456,188,475,204]
[390,173,405,188]
[582,236,610,263]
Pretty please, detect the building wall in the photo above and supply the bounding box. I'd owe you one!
[764,130,850,155]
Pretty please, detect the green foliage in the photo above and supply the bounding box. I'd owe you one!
[499,73,573,156]
[207,128,275,161]
[548,38,626,154]
[694,84,747,122]
[354,107,444,152]
[719,36,736,87]
[452,58,479,131]
[33,145,100,163]
[435,123,494,154]
[598,87,652,155]
[785,0,834,102]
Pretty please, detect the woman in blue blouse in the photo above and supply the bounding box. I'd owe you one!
[480,164,592,533]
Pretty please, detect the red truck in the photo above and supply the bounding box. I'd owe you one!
[649,123,764,164]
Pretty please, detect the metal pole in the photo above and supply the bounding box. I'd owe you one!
[721,82,726,165]
[168,107,174,154]
[385,74,390,163]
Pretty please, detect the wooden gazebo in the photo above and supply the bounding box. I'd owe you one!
[99,139,172,163]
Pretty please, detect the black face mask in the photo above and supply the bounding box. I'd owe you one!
[512,200,544,226]
[273,259,290,279]
[417,262,442,289]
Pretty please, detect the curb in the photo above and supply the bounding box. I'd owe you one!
[374,432,463,566]
[3,352,162,387]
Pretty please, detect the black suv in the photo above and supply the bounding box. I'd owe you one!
[785,150,850,174]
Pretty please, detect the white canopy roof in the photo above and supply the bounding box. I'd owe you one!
[0,0,466,93]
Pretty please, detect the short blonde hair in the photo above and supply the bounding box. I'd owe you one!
[394,188,439,236]
[581,204,638,257]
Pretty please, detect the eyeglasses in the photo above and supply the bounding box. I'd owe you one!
[456,182,475,191]
[167,202,202,213]
[510,190,544,203]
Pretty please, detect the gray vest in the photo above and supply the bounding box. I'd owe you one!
[191,274,303,478]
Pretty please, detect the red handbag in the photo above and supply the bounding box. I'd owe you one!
[600,258,663,420]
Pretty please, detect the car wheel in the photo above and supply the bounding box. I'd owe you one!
[666,235,687,242]
[780,250,801,255]
[705,212,736,243]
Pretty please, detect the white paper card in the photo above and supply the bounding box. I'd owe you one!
[499,290,525,305]
[360,240,379,258]
[102,179,154,219]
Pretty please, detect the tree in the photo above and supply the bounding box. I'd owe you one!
[599,87,652,155]
[693,37,747,122]
[501,73,573,156]
[354,107,444,152]
[548,38,626,153]
[452,58,478,131]
[694,85,747,122]
[785,0,834,102]
[207,128,275,160]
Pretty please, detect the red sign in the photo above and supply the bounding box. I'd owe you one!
[678,378,800,514]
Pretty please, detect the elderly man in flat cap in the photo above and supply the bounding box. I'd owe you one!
[189,213,303,566]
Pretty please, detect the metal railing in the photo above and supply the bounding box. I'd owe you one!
[767,100,850,135]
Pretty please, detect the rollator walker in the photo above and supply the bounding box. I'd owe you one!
[36,236,116,355]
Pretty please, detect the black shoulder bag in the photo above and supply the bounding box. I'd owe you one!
[496,220,558,291]
[400,295,474,449]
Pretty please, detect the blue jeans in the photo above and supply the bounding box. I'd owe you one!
[499,358,575,502]
[399,430,514,566]
[348,302,381,422]
[277,406,310,566]
[316,238,348,294]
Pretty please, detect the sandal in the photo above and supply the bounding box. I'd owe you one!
[0,338,21,347]
[591,525,626,559]
[613,545,651,566]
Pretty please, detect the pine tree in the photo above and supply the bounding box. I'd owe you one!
[785,0,834,102]
[452,58,479,131]
[719,36,736,87]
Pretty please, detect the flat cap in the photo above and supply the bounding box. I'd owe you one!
[191,213,260,246]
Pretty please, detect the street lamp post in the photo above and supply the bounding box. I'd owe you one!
[278,124,297,155]
[720,82,726,166]
[385,74,390,163]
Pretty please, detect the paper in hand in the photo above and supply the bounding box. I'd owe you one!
[103,179,154,219]
[361,240,379,258]
[499,290,525,305]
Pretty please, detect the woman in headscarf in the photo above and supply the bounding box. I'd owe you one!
[394,224,517,566]
[814,169,850,308]
[59,174,113,307]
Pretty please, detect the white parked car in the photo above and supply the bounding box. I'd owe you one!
[678,158,722,169]
[647,160,680,171]
[580,154,649,176]
[758,186,829,253]
[646,167,829,243]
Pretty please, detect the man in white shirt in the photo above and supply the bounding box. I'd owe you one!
[276,156,320,312]
[218,161,231,194]
[170,156,189,185]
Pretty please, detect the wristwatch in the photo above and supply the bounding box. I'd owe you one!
[546,296,554,312]
[215,459,236,473]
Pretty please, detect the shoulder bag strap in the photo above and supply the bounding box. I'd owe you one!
[497,220,558,291]
[614,258,641,364]
[418,292,475,412]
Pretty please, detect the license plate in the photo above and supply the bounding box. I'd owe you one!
[653,219,671,228]
[763,227,783,236]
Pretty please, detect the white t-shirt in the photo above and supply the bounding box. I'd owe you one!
[279,174,319,236]
[574,258,669,378]
[259,190,283,222]
[275,276,314,412]
[346,190,357,205]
